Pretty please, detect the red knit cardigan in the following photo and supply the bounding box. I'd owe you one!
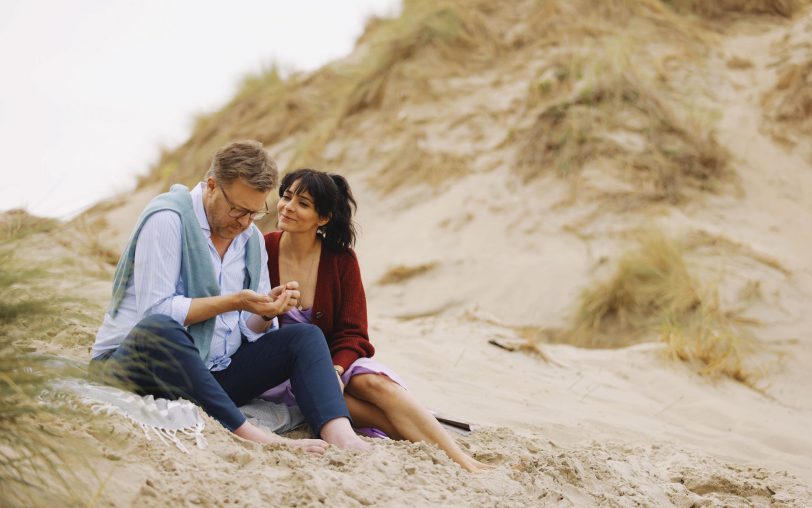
[264,231,375,371]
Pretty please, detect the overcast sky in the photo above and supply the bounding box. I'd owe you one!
[0,0,400,218]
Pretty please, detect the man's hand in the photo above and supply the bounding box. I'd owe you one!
[236,289,273,314]
[236,288,290,318]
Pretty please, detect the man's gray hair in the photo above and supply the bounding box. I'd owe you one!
[206,140,278,192]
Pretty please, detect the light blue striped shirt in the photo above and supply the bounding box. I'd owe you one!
[92,182,276,370]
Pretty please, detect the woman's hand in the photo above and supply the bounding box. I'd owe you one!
[269,281,300,313]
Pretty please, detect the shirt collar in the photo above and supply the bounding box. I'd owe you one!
[191,182,211,233]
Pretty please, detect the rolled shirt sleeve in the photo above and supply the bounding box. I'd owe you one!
[240,230,278,341]
[133,210,192,326]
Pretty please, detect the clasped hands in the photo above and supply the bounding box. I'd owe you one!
[238,281,300,319]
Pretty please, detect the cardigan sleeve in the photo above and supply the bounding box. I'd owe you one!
[329,251,375,371]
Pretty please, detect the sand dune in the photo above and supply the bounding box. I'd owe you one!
[3,1,812,506]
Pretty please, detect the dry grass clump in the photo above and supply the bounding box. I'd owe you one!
[518,0,716,64]
[0,252,49,326]
[73,216,121,267]
[343,0,499,116]
[660,310,753,383]
[762,58,812,146]
[517,69,729,203]
[0,253,101,506]
[662,0,810,17]
[378,262,439,285]
[0,349,87,507]
[726,56,754,69]
[554,231,756,383]
[769,59,812,121]
[515,4,726,204]
[0,209,59,242]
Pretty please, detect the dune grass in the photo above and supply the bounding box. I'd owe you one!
[543,0,704,43]
[763,58,812,148]
[0,251,49,321]
[518,2,728,205]
[123,0,804,204]
[549,231,757,383]
[0,250,104,506]
[517,48,729,203]
[74,216,121,268]
[378,262,439,285]
[341,0,498,116]
[140,0,500,193]
[662,0,810,17]
[132,0,752,202]
[769,59,812,122]
[0,209,59,243]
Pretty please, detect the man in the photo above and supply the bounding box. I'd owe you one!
[90,140,370,453]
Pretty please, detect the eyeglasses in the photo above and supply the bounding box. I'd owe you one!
[219,184,270,220]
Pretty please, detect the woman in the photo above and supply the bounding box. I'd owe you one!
[262,168,492,472]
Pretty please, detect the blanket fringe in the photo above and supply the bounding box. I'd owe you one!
[142,424,190,454]
[85,398,207,454]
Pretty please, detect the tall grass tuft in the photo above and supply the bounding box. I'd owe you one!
[284,0,499,171]
[378,262,439,285]
[559,231,756,383]
[662,0,810,18]
[517,57,729,203]
[762,58,812,148]
[0,250,102,506]
[0,209,59,242]
[341,0,498,116]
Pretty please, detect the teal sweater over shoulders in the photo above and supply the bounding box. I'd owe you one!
[108,184,262,362]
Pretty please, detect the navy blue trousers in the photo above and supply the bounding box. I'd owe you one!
[91,314,349,435]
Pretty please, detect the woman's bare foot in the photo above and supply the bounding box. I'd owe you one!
[462,457,496,473]
[233,421,329,455]
[320,417,374,451]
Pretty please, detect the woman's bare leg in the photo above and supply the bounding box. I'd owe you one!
[346,374,493,472]
[344,392,402,439]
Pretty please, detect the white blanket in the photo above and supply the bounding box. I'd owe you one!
[55,379,206,453]
[54,379,307,453]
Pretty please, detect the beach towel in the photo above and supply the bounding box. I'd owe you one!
[56,379,207,454]
[54,379,306,454]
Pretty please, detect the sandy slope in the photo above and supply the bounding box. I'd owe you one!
[8,7,812,508]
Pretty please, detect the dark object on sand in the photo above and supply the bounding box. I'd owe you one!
[434,414,473,432]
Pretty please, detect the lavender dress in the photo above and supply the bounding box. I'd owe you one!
[259,307,407,438]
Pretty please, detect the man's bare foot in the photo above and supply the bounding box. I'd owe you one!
[320,417,374,451]
[285,438,330,455]
[233,421,329,455]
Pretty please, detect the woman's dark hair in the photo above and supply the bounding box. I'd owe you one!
[279,168,357,251]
